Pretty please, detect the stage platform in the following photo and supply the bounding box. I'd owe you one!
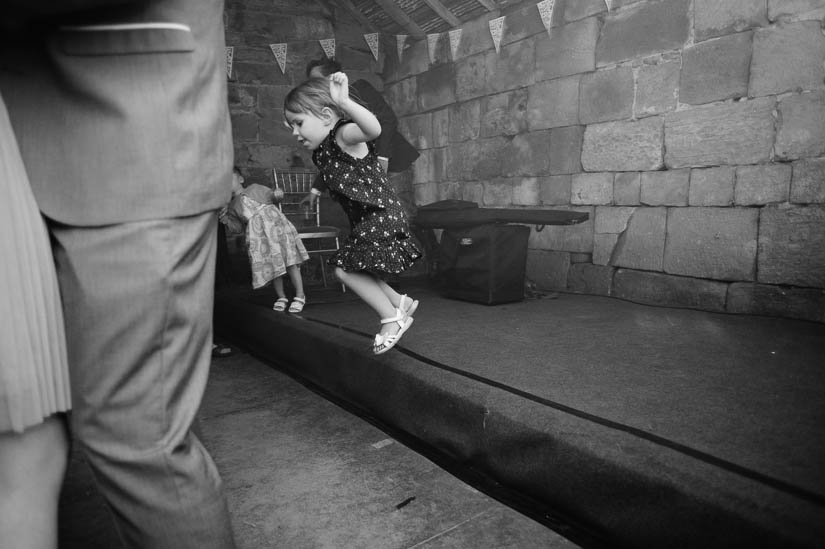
[214,280,825,548]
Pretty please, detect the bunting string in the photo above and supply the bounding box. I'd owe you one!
[225,1,613,78]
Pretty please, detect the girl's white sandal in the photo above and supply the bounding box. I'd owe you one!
[398,294,419,317]
[373,308,414,355]
[273,297,289,312]
[288,296,306,313]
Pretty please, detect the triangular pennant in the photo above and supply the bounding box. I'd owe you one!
[488,16,505,54]
[225,46,234,79]
[426,33,440,64]
[269,43,287,74]
[396,34,408,62]
[448,28,462,60]
[319,38,336,58]
[604,0,613,11]
[364,33,380,61]
[537,0,556,34]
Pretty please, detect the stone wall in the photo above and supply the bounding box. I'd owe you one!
[382,0,825,323]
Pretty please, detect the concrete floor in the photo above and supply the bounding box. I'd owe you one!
[57,349,578,548]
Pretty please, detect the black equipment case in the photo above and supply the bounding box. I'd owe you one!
[436,223,531,305]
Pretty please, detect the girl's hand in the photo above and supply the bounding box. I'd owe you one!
[329,71,349,106]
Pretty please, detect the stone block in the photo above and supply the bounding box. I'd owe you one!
[513,177,541,206]
[494,132,545,178]
[791,157,825,204]
[499,3,547,47]
[412,148,432,185]
[259,116,294,146]
[549,125,584,175]
[579,67,634,124]
[613,269,727,311]
[775,91,825,160]
[595,206,637,233]
[460,181,484,203]
[664,207,758,280]
[528,207,594,253]
[664,97,774,168]
[414,182,438,206]
[582,116,664,171]
[483,178,513,206]
[564,0,608,22]
[526,250,570,291]
[541,175,572,205]
[490,39,537,94]
[227,85,257,109]
[567,263,614,296]
[455,51,496,101]
[611,207,666,271]
[614,172,641,205]
[527,75,581,130]
[750,21,825,97]
[572,172,613,205]
[399,113,433,150]
[735,164,791,205]
[641,169,690,206]
[570,253,592,263]
[635,57,680,117]
[448,100,481,143]
[596,0,690,65]
[481,88,530,138]
[231,113,258,142]
[446,137,507,181]
[758,205,825,287]
[431,109,450,148]
[385,77,418,117]
[535,17,598,81]
[418,64,457,111]
[393,36,431,78]
[768,0,825,21]
[689,167,735,206]
[447,15,494,62]
[695,0,768,41]
[680,32,752,105]
[593,233,619,265]
[727,283,825,323]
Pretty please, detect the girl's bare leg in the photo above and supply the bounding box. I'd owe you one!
[376,278,402,308]
[334,268,400,336]
[286,265,305,299]
[272,276,286,299]
[0,414,68,549]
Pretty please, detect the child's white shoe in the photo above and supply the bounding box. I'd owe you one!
[373,308,414,355]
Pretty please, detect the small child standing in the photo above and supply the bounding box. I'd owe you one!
[284,72,421,354]
[220,167,309,313]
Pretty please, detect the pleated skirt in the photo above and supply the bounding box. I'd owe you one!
[0,96,71,433]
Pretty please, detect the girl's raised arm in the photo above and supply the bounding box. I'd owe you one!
[329,72,381,146]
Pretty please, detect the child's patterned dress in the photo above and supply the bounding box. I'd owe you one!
[312,119,421,276]
[236,185,309,289]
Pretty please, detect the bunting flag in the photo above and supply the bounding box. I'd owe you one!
[488,16,505,54]
[319,38,336,58]
[537,0,555,34]
[269,43,287,74]
[604,0,613,11]
[448,28,463,60]
[364,33,380,61]
[396,34,408,62]
[225,46,234,79]
[426,33,440,64]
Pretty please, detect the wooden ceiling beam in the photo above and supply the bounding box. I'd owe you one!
[373,0,426,39]
[422,0,462,27]
[332,0,377,31]
[474,0,498,11]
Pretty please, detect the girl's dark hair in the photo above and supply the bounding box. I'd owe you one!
[283,77,346,119]
[305,58,342,77]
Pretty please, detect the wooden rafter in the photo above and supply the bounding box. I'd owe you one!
[334,0,377,31]
[474,0,497,11]
[373,0,426,39]
[422,0,462,27]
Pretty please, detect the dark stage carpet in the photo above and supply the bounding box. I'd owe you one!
[215,280,825,548]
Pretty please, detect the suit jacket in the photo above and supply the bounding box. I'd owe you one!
[0,0,232,226]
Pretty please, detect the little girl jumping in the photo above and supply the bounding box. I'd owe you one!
[220,167,309,313]
[284,72,421,354]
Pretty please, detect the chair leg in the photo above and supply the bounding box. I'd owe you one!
[318,255,328,288]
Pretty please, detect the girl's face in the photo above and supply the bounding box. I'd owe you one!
[285,109,331,151]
